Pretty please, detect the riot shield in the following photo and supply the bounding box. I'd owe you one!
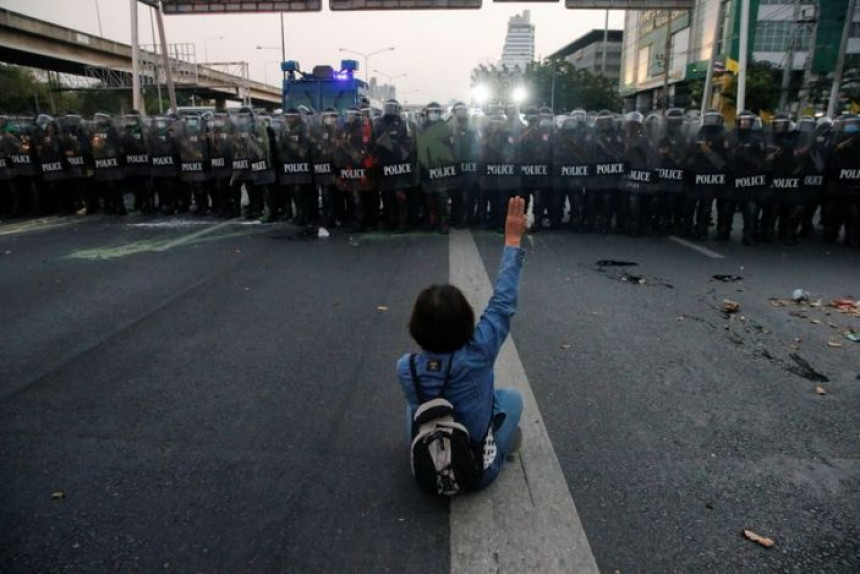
[90,114,123,182]
[552,112,592,191]
[35,115,67,183]
[59,115,91,180]
[0,116,14,181]
[119,113,150,178]
[334,111,374,193]
[589,112,625,191]
[416,116,461,194]
[519,116,551,192]
[207,113,232,180]
[8,117,37,178]
[146,116,179,179]
[309,110,338,187]
[372,112,416,192]
[479,112,520,193]
[277,111,313,186]
[177,114,210,183]
[230,111,275,186]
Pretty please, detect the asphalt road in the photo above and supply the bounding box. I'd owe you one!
[1,214,858,572]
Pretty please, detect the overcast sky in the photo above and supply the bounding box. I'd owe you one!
[3,0,623,104]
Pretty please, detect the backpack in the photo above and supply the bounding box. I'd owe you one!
[409,354,484,496]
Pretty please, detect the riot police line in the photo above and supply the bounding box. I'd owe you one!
[0,103,859,246]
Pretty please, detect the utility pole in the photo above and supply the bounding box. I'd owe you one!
[131,0,143,112]
[797,3,819,115]
[601,9,609,76]
[736,0,751,113]
[661,10,675,112]
[701,1,726,116]
[779,19,798,113]
[280,12,286,82]
[149,5,163,114]
[155,0,177,112]
[827,0,857,118]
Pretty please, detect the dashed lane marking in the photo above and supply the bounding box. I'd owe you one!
[669,235,726,259]
[448,229,599,574]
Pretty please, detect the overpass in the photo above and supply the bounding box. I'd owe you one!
[0,8,282,109]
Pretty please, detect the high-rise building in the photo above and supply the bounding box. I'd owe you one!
[500,10,535,73]
[547,29,624,83]
[619,0,860,114]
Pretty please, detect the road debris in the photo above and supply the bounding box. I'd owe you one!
[51,491,65,500]
[743,530,775,548]
[595,260,638,267]
[827,338,843,348]
[843,330,860,343]
[816,385,827,395]
[713,274,743,283]
[317,227,330,239]
[792,289,810,302]
[560,342,572,350]
[376,305,389,312]
[723,300,741,314]
[830,298,860,317]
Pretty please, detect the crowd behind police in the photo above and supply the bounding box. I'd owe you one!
[1,102,859,246]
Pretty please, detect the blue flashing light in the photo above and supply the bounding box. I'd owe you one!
[282,60,299,73]
[340,59,358,72]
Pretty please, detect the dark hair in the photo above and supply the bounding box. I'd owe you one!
[409,284,475,353]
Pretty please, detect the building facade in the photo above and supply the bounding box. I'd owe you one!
[546,29,624,83]
[500,10,535,73]
[620,0,860,114]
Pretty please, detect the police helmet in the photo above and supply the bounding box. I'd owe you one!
[736,110,756,130]
[383,99,401,117]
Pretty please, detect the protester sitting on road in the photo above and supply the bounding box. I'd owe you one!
[397,197,526,493]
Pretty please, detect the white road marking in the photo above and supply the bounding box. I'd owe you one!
[669,235,726,259]
[0,216,76,237]
[153,219,238,251]
[448,229,599,574]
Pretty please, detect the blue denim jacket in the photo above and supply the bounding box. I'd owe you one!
[398,246,525,483]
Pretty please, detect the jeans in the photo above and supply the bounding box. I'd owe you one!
[406,387,524,491]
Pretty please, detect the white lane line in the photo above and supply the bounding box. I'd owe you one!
[0,217,76,237]
[448,229,599,574]
[669,235,726,259]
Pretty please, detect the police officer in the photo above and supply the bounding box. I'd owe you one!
[272,108,314,225]
[825,113,860,247]
[7,116,39,216]
[727,110,770,244]
[311,107,342,227]
[119,110,153,213]
[58,112,92,215]
[417,102,460,234]
[373,99,415,232]
[620,111,656,236]
[685,110,729,240]
[177,113,211,214]
[793,115,827,240]
[450,101,479,228]
[521,106,553,231]
[147,115,181,214]
[768,114,802,244]
[589,109,625,233]
[0,116,17,215]
[552,109,591,231]
[653,108,688,234]
[205,112,234,217]
[480,103,521,231]
[34,114,66,214]
[90,112,124,215]
[335,106,375,231]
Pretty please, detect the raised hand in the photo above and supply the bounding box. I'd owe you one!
[504,196,527,248]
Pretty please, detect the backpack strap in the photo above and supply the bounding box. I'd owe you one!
[409,353,454,405]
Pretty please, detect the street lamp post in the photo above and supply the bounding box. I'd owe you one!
[203,35,224,63]
[338,46,395,83]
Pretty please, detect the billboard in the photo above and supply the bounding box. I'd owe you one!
[329,0,480,9]
[161,1,321,13]
[564,0,692,7]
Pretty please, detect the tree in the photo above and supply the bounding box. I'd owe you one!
[0,64,51,114]
[743,60,781,114]
[524,59,621,112]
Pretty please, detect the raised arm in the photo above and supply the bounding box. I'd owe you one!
[469,197,527,364]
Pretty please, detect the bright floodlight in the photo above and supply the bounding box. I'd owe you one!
[472,85,490,105]
[512,86,528,104]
